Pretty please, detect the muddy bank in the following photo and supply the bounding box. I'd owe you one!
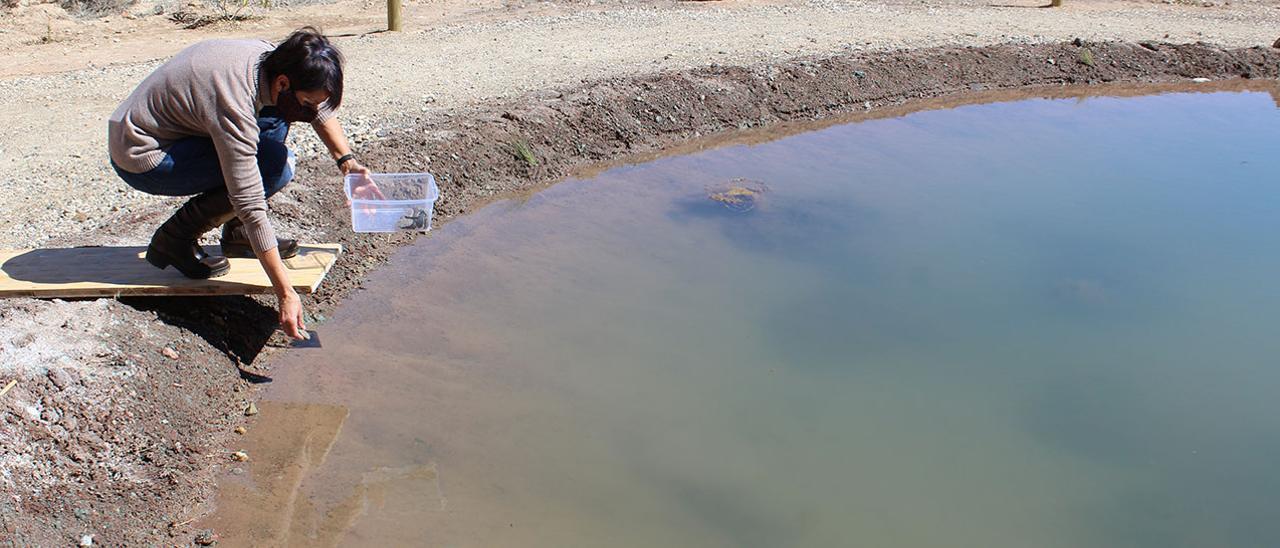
[2,40,1278,545]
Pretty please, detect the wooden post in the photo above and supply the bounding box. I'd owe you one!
[388,0,402,31]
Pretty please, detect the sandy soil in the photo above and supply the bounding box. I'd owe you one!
[2,0,1279,250]
[1,0,1278,545]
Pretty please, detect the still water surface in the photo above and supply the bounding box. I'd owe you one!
[210,88,1280,547]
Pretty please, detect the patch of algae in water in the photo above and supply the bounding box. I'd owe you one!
[707,178,769,212]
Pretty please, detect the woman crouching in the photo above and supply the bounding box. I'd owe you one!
[108,27,367,340]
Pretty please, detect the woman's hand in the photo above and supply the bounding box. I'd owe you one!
[340,157,370,177]
[277,288,307,340]
[313,117,378,204]
[342,158,384,206]
[258,246,307,340]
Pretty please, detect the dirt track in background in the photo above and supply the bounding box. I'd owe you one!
[2,39,1280,545]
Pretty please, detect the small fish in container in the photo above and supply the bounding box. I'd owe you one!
[344,172,441,233]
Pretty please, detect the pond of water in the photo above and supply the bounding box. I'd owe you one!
[207,86,1280,547]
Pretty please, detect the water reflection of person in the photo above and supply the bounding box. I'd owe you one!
[107,27,369,339]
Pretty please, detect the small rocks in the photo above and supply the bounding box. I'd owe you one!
[1272,37,1280,49]
[47,368,73,390]
[233,426,246,435]
[243,402,257,416]
[230,451,249,462]
[194,529,217,545]
[79,534,93,547]
[160,347,178,360]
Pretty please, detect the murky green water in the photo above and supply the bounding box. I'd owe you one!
[211,88,1280,547]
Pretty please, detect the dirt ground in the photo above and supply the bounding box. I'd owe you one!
[1,0,1279,545]
[4,0,1280,250]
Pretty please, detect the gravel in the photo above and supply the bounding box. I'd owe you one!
[1,0,1278,250]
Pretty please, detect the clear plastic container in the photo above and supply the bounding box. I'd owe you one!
[344,172,440,233]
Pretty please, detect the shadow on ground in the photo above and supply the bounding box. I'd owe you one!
[120,295,279,381]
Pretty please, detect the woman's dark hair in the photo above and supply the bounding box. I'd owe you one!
[262,27,344,110]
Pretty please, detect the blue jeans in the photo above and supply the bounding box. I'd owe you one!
[112,107,295,198]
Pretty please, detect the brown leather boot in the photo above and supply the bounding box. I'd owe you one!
[220,216,298,259]
[145,189,237,279]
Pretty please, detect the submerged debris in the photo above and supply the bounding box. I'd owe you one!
[244,402,258,416]
[706,178,769,212]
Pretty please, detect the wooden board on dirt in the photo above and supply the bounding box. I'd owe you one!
[0,244,342,298]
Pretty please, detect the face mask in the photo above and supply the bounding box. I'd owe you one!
[277,88,319,123]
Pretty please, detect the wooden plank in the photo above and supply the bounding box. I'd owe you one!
[0,244,342,298]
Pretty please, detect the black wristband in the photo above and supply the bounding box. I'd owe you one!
[336,153,356,169]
